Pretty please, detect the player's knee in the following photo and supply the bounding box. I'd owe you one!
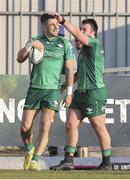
[66,121,76,131]
[20,125,31,139]
[40,121,51,134]
[91,120,105,130]
[20,124,30,133]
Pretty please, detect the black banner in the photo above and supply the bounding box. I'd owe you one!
[0,75,130,147]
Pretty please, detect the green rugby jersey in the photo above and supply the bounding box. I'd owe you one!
[30,35,74,89]
[77,36,105,91]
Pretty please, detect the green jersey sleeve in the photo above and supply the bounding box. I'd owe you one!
[63,38,74,61]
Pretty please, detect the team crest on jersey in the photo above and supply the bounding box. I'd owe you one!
[56,44,63,48]
[24,104,30,108]
[86,107,93,114]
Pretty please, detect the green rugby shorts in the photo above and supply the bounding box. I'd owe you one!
[24,87,61,111]
[70,87,107,118]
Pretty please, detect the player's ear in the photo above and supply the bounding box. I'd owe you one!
[91,30,95,38]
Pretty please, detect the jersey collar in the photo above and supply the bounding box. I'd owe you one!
[42,34,58,42]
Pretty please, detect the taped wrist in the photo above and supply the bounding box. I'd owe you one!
[25,39,32,52]
[66,86,73,96]
[60,17,66,25]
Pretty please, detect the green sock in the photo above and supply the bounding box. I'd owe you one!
[102,149,111,156]
[32,154,40,162]
[64,146,76,163]
[102,149,111,165]
[25,143,33,152]
[65,146,76,154]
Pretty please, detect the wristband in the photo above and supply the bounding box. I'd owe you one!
[60,17,66,25]
[25,39,32,52]
[66,86,73,96]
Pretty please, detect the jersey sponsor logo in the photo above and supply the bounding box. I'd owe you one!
[44,49,64,59]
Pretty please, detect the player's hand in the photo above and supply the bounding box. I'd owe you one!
[49,12,63,24]
[31,40,44,51]
[62,95,72,107]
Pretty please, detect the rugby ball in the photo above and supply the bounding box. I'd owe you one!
[28,48,44,64]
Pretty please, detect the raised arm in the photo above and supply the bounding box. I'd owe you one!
[51,13,89,45]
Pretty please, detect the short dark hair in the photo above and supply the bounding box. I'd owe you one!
[40,13,56,24]
[82,19,98,37]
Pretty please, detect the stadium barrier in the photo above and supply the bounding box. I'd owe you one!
[0,72,130,147]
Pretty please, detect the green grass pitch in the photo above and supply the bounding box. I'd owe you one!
[0,170,130,179]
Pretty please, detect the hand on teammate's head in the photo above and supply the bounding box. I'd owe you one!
[48,12,63,24]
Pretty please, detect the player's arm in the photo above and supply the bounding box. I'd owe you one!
[50,13,88,45]
[65,59,74,88]
[17,40,44,63]
[17,39,32,63]
[61,72,77,94]
[63,20,88,45]
[17,48,29,63]
[62,60,74,107]
[74,72,77,83]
